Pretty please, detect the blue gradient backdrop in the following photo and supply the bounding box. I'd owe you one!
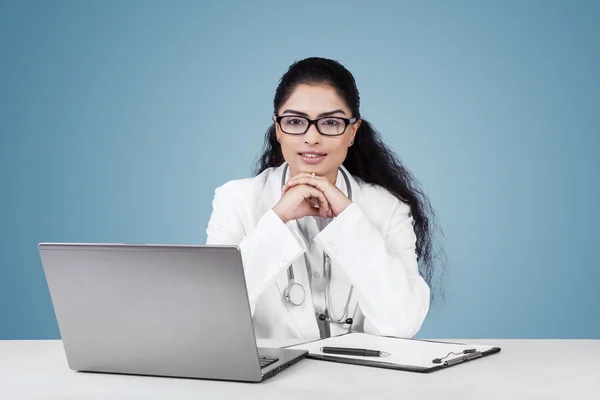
[1,0,599,340]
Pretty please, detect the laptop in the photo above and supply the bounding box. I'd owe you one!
[38,243,308,382]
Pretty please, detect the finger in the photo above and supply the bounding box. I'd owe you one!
[290,184,331,215]
[304,204,323,218]
[303,196,323,213]
[284,173,324,190]
[282,177,306,194]
[285,176,328,194]
[301,194,332,219]
[282,179,320,195]
[313,200,333,218]
[303,197,330,218]
[289,172,318,180]
[306,187,331,216]
[320,201,332,218]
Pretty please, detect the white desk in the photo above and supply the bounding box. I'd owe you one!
[1,339,599,399]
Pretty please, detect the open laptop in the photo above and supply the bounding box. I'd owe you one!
[38,243,307,382]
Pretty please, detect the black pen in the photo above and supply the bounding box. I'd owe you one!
[320,346,390,357]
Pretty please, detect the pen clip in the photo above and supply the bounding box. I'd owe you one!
[443,351,483,366]
[432,348,478,364]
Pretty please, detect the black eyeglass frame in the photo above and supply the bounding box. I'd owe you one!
[274,115,358,136]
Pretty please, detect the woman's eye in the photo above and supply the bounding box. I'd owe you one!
[288,118,306,125]
[322,119,340,126]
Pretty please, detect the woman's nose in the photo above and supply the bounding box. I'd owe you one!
[304,123,321,144]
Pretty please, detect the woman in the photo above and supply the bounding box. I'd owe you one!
[206,57,443,340]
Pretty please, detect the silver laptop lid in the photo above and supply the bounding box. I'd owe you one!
[38,243,263,382]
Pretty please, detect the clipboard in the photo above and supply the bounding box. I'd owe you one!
[284,332,501,373]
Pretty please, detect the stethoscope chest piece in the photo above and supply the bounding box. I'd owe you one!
[284,281,306,306]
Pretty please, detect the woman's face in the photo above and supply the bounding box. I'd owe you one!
[274,84,361,182]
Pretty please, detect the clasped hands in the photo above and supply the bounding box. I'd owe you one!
[272,172,352,224]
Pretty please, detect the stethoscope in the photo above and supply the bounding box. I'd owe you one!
[281,163,355,326]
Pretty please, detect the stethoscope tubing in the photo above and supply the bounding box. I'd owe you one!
[280,163,354,325]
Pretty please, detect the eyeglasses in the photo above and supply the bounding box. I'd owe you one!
[274,115,358,136]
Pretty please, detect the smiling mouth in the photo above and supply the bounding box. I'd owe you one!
[299,153,327,158]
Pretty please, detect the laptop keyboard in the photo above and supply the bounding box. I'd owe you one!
[259,355,279,369]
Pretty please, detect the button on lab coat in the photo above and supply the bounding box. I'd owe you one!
[206,163,430,340]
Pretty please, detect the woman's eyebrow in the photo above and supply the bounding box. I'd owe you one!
[281,109,309,117]
[318,109,347,117]
[281,109,347,117]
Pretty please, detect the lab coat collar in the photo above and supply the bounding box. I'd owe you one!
[254,162,362,339]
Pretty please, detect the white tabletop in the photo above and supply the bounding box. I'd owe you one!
[1,339,599,399]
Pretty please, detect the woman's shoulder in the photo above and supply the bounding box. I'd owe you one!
[355,175,396,202]
[355,176,412,215]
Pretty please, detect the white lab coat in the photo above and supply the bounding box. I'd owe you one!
[206,163,430,340]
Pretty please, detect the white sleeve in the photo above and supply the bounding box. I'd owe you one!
[205,185,307,314]
[313,201,430,338]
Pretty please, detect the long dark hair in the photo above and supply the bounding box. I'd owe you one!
[253,57,445,302]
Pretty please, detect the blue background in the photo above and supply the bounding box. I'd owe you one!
[1,0,598,340]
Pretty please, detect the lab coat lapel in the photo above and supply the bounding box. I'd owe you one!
[325,164,363,334]
[339,163,362,208]
[254,163,320,339]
